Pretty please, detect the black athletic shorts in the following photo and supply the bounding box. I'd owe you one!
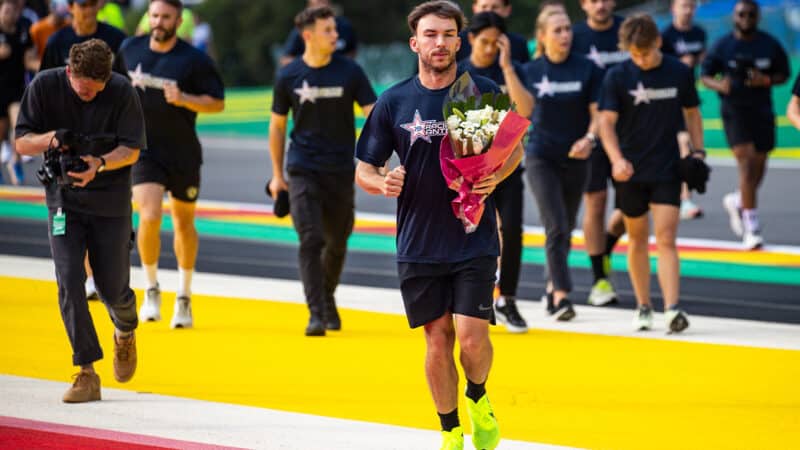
[721,103,775,152]
[397,256,497,328]
[585,145,612,193]
[613,180,681,218]
[132,156,201,202]
[0,85,24,119]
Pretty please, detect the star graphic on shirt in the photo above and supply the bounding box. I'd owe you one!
[674,38,689,55]
[587,45,605,68]
[629,82,650,105]
[129,63,147,91]
[294,80,317,104]
[534,75,555,97]
[400,109,434,147]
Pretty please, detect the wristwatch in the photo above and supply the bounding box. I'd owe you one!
[585,132,598,148]
[97,156,107,173]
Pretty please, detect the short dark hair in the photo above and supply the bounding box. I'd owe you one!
[295,5,335,31]
[68,39,113,82]
[150,0,183,13]
[467,11,506,35]
[473,0,510,5]
[618,13,660,50]
[407,1,466,34]
[737,0,760,12]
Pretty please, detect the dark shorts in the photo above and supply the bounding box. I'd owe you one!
[0,85,24,119]
[721,104,775,152]
[585,145,612,193]
[397,256,497,328]
[132,156,201,202]
[614,180,681,218]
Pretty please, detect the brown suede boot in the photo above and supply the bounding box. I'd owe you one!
[113,332,137,383]
[62,370,101,403]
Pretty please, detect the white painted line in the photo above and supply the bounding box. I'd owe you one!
[0,375,575,450]
[2,255,799,351]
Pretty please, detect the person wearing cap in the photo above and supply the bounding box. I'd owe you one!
[121,0,224,329]
[269,5,376,336]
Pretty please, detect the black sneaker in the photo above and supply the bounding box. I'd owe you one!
[495,297,528,333]
[547,298,576,321]
[305,316,326,337]
[325,305,341,331]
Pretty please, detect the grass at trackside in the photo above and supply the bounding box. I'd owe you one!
[196,79,800,159]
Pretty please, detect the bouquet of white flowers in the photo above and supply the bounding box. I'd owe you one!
[440,73,530,233]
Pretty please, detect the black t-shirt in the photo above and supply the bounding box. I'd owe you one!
[701,31,789,109]
[598,56,700,182]
[283,16,357,58]
[40,23,127,74]
[272,55,377,172]
[120,36,224,168]
[15,68,146,217]
[522,53,602,162]
[456,58,527,94]
[661,24,707,61]
[456,30,530,64]
[355,73,501,264]
[571,16,629,73]
[0,18,34,97]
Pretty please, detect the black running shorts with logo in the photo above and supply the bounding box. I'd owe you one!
[585,145,612,193]
[397,256,497,328]
[132,156,201,202]
[614,180,681,218]
[721,103,776,152]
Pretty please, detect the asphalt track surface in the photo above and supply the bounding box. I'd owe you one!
[3,137,798,325]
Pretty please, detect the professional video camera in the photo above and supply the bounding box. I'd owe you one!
[37,130,117,187]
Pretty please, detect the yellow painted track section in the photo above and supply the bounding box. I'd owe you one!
[1,275,798,450]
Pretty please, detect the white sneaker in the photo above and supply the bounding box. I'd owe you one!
[139,286,161,322]
[665,308,690,334]
[722,193,743,237]
[170,296,193,329]
[743,230,764,250]
[632,306,653,331]
[679,199,703,220]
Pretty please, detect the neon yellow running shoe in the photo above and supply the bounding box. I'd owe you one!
[466,394,500,450]
[440,425,464,450]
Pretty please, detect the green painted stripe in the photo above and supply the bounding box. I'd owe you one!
[3,200,796,286]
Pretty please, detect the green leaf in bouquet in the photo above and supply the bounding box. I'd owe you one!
[480,92,494,109]
[495,94,511,111]
[453,108,466,121]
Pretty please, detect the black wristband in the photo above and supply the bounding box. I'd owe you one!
[97,156,107,172]
[691,148,706,157]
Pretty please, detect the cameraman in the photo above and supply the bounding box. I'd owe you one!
[701,0,789,249]
[15,39,146,403]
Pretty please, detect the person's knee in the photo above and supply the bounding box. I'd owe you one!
[172,215,197,237]
[655,229,677,249]
[458,331,490,358]
[425,320,456,354]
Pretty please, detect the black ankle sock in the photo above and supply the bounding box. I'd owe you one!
[605,233,620,255]
[466,379,486,403]
[590,254,606,282]
[438,408,459,432]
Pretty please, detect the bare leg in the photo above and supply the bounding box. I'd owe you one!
[455,314,493,385]
[168,194,199,271]
[652,204,680,309]
[423,313,458,413]
[133,183,165,266]
[623,213,651,307]
[582,190,607,256]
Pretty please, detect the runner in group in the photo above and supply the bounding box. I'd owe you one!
[661,0,707,220]
[571,0,629,307]
[598,13,704,333]
[701,0,789,249]
[355,2,521,448]
[522,6,603,322]
[457,10,532,333]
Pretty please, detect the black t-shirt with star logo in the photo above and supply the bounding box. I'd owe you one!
[41,22,127,74]
[599,56,700,182]
[356,72,501,263]
[571,16,629,73]
[272,54,376,172]
[701,30,789,109]
[0,18,33,101]
[15,68,146,217]
[521,53,602,162]
[661,24,707,62]
[120,36,224,169]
